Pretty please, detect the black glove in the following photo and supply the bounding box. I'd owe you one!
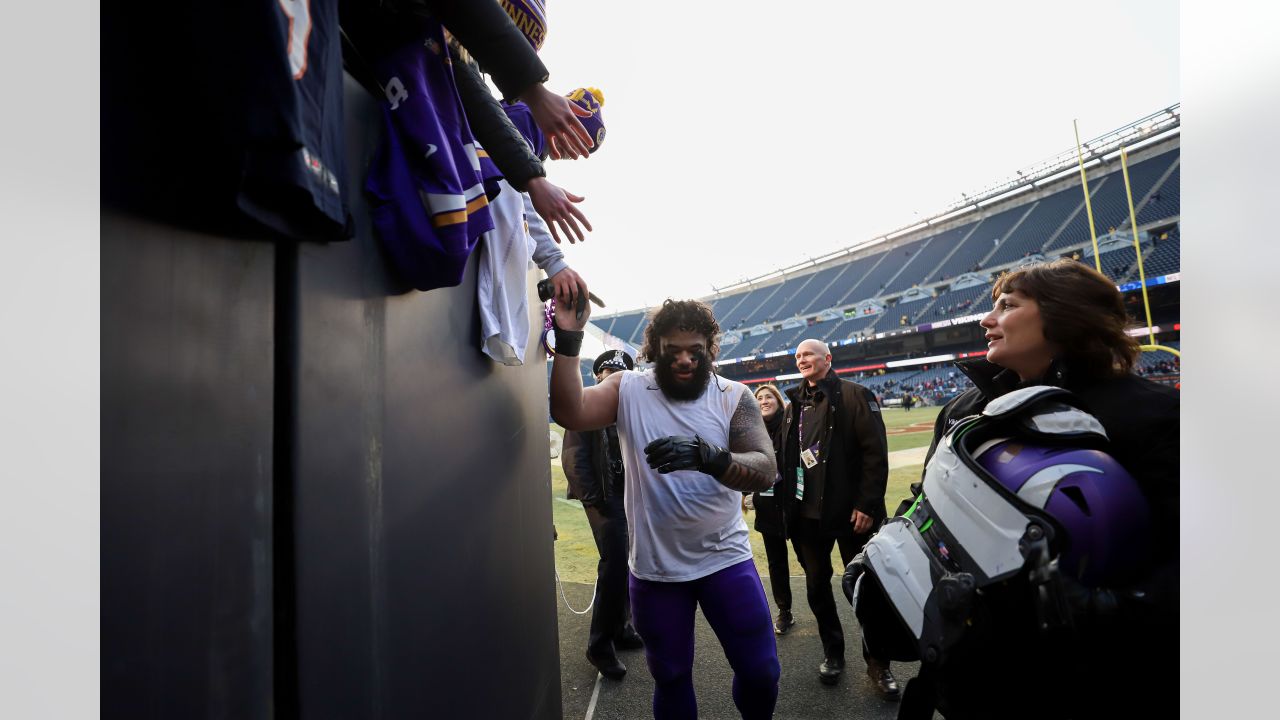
[643,434,731,478]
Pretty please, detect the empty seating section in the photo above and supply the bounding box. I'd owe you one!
[1046,176,1118,251]
[819,312,882,343]
[632,316,650,347]
[607,311,645,345]
[900,297,941,327]
[595,148,1178,359]
[757,325,808,355]
[867,303,918,334]
[984,189,1077,266]
[846,238,929,302]
[773,265,845,319]
[1088,245,1140,283]
[880,230,958,296]
[1139,228,1179,276]
[712,292,752,328]
[801,254,881,314]
[737,279,795,328]
[1048,152,1177,251]
[928,206,1024,283]
[1137,165,1179,225]
[922,282,993,323]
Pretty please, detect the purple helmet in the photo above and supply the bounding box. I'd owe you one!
[974,441,1151,587]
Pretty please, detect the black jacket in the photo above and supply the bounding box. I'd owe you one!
[774,374,889,538]
[751,411,787,536]
[900,357,1180,719]
[341,0,549,98]
[561,426,624,510]
[450,57,546,191]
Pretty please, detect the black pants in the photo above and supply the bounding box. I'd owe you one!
[583,492,633,659]
[792,517,884,665]
[760,531,800,613]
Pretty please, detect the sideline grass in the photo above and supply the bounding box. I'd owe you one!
[550,414,934,585]
[884,406,940,453]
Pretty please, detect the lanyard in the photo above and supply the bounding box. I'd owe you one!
[796,403,809,501]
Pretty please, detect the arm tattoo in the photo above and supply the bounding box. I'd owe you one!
[717,391,776,492]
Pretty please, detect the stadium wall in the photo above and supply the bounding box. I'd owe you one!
[102,76,562,718]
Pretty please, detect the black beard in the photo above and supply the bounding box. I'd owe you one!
[654,352,712,401]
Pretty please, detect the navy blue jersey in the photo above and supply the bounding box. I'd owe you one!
[237,0,352,241]
[103,1,351,241]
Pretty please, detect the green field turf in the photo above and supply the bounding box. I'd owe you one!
[550,406,939,584]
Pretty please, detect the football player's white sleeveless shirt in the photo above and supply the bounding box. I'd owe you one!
[615,369,754,582]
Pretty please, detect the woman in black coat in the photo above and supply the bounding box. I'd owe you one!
[898,258,1179,720]
[750,384,804,635]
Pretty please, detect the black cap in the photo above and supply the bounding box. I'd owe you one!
[593,349,635,375]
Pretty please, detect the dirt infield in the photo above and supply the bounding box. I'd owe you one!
[885,421,935,436]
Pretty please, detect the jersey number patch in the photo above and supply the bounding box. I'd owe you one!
[278,0,312,79]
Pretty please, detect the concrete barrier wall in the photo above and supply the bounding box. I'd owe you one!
[102,73,561,719]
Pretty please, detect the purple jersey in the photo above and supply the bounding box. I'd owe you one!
[365,23,504,291]
[500,101,548,159]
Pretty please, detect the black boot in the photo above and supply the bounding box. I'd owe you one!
[773,609,795,635]
[866,660,900,700]
[586,649,626,681]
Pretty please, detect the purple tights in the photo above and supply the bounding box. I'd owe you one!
[629,559,780,720]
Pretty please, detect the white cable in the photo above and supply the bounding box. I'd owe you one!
[554,566,598,615]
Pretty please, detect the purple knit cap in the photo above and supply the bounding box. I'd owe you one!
[502,87,606,159]
[565,87,606,154]
[498,0,547,51]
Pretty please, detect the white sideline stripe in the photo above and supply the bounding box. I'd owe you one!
[584,673,603,720]
[888,445,930,469]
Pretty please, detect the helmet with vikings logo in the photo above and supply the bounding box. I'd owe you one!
[973,439,1152,587]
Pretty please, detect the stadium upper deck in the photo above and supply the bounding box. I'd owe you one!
[592,108,1181,375]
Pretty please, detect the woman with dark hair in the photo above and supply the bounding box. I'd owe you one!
[897,258,1179,719]
[748,384,803,635]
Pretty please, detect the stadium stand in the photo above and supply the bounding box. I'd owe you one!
[772,264,845,319]
[881,226,969,295]
[1137,164,1179,226]
[800,253,883,315]
[732,278,796,329]
[843,237,930,303]
[1087,245,1141,283]
[919,282,993,323]
[1140,226,1180,277]
[983,187,1082,267]
[589,120,1180,396]
[1137,342,1180,376]
[926,204,1025,283]
[607,311,645,346]
[1047,151,1177,251]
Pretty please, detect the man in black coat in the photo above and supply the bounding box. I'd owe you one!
[778,339,898,698]
[560,350,644,680]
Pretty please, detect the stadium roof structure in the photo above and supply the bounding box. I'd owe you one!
[706,104,1180,298]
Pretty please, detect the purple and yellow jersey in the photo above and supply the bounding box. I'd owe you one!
[364,24,505,291]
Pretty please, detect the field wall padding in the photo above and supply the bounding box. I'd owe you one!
[102,74,561,719]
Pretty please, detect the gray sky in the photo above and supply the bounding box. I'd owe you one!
[535,0,1180,314]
